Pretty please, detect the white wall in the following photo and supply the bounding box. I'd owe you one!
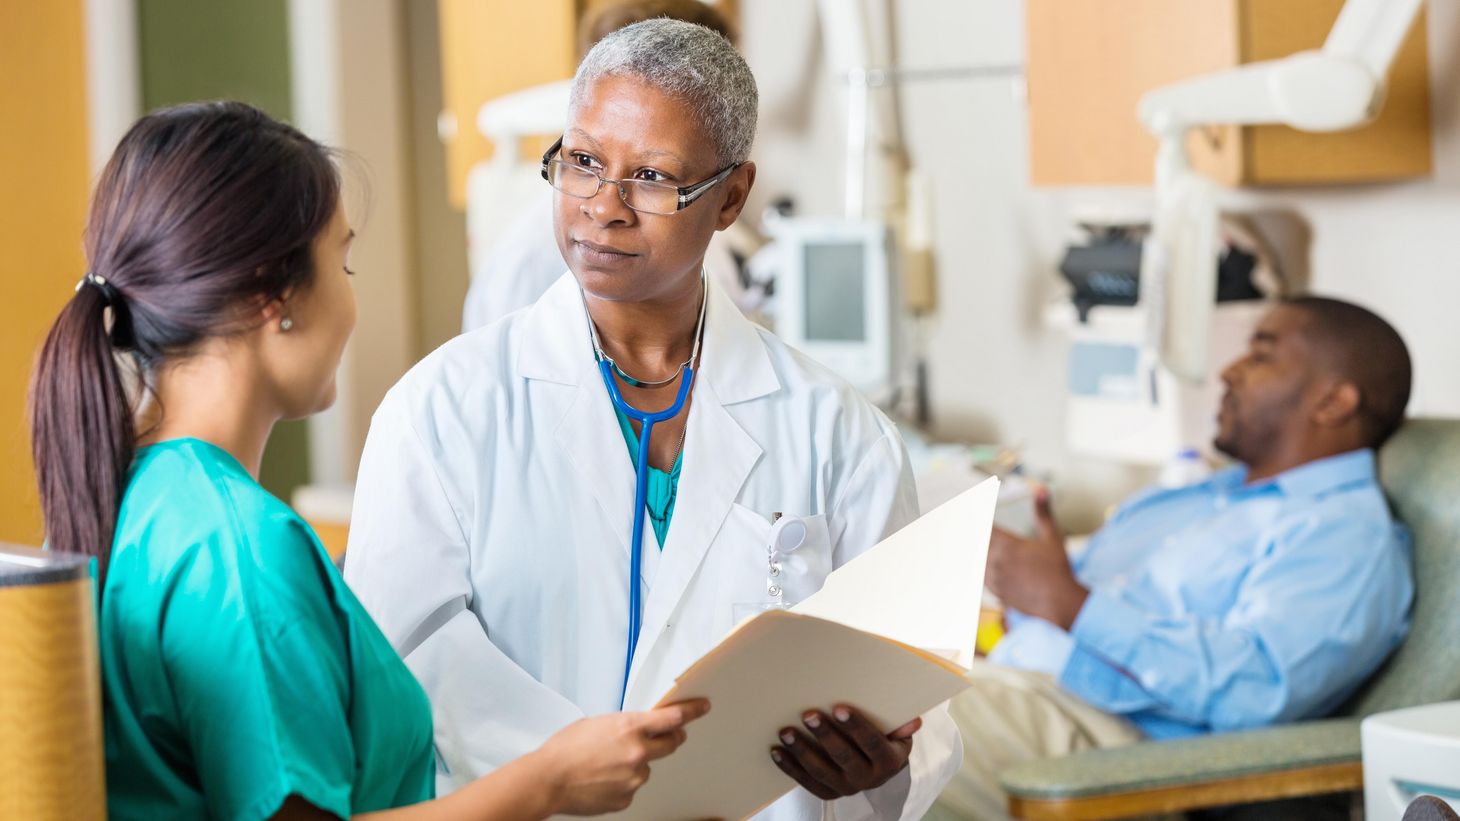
[83,0,139,175]
[741,0,1459,526]
[291,0,418,484]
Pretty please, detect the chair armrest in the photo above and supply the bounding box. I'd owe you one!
[1001,718,1363,820]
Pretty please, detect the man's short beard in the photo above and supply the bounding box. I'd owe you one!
[1212,431,1240,461]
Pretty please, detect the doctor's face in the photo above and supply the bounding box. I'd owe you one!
[554,75,755,306]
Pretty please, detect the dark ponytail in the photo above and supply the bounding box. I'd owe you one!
[30,286,136,579]
[28,101,340,575]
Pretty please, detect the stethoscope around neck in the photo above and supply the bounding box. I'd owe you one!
[581,270,709,708]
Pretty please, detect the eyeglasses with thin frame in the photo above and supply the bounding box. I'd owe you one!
[540,136,740,216]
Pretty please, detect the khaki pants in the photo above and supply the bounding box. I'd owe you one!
[926,662,1147,821]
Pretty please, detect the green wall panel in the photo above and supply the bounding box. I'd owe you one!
[138,0,292,116]
[136,0,310,501]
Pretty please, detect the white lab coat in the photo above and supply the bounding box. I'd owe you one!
[345,273,961,821]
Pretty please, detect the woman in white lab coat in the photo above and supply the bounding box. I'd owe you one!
[344,19,960,821]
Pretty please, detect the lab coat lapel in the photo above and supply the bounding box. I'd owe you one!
[523,275,644,574]
[554,379,641,565]
[626,283,778,697]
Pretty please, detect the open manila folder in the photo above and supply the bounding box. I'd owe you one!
[590,476,998,821]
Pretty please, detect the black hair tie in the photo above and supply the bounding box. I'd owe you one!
[75,272,136,349]
[76,272,120,306]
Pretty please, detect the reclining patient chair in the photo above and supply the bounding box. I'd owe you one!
[1000,419,1460,820]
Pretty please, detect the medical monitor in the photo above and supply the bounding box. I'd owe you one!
[774,219,896,398]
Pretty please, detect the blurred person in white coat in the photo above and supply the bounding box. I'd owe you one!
[345,19,960,821]
[461,0,750,334]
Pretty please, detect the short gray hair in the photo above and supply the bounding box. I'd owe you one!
[570,18,758,166]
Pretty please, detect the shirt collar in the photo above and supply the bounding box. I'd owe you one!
[1219,448,1378,500]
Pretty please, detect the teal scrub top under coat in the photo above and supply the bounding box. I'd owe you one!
[612,405,683,548]
[100,438,434,820]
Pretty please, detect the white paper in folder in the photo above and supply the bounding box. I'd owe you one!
[791,475,997,668]
[585,477,998,821]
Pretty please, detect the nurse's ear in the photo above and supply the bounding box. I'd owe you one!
[258,288,296,334]
[715,162,756,231]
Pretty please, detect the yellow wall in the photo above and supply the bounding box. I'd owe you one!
[438,0,578,208]
[0,1,91,544]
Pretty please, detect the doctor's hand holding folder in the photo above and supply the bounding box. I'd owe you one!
[592,478,998,821]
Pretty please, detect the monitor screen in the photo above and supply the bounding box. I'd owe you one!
[803,241,867,342]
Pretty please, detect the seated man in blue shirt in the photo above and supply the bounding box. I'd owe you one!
[933,297,1415,820]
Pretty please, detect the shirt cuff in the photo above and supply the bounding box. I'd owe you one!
[1058,590,1160,714]
[1069,588,1148,665]
[864,768,912,819]
[988,617,1075,677]
[824,770,908,821]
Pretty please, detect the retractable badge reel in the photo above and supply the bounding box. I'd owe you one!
[732,513,808,624]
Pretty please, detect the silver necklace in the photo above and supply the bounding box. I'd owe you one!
[583,270,708,389]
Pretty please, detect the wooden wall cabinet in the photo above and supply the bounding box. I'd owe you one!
[1025,0,1433,187]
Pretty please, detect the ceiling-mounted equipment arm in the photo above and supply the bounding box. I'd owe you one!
[1133,0,1424,383]
[1325,0,1424,76]
[1138,0,1423,137]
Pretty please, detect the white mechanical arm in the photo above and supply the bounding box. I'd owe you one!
[1140,0,1421,136]
[1135,0,1424,381]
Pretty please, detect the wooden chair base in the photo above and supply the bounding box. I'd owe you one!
[1008,762,1363,821]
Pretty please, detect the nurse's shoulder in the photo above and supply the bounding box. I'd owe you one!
[112,438,329,610]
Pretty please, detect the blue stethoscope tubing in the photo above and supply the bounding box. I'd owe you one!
[597,359,695,707]
[582,271,708,709]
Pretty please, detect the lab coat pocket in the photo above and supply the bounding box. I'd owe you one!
[724,503,833,607]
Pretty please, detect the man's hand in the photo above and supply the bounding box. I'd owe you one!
[769,705,918,800]
[984,488,1089,630]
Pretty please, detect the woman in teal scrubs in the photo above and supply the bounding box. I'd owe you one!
[28,101,706,821]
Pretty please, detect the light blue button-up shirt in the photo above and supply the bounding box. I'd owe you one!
[990,449,1413,739]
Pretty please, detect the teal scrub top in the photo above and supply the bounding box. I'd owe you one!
[100,438,435,821]
[613,406,683,548]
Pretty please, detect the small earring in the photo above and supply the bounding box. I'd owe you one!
[280,317,294,331]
